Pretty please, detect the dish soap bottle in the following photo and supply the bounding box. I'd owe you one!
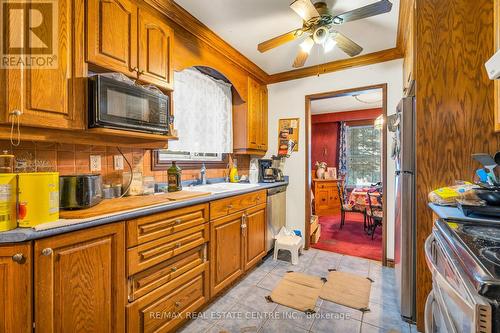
[249,158,259,184]
[167,161,182,192]
[229,159,239,183]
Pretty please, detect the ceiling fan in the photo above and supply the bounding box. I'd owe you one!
[257,0,393,68]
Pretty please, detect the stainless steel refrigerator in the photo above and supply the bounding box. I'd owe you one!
[391,96,416,323]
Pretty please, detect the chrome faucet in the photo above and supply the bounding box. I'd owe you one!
[200,163,207,185]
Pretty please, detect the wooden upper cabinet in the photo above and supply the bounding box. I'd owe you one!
[34,223,126,333]
[1,0,84,129]
[86,0,138,76]
[0,243,32,333]
[234,76,268,155]
[138,9,173,90]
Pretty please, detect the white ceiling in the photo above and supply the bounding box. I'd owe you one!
[311,90,382,114]
[175,0,400,74]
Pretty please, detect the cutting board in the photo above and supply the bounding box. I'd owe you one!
[59,190,211,219]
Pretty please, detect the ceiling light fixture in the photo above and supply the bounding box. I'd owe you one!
[313,26,329,44]
[300,37,314,54]
[353,94,382,104]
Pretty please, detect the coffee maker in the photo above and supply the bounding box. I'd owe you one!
[271,156,285,182]
[258,159,275,183]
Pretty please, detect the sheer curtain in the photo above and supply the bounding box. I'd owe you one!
[168,68,233,153]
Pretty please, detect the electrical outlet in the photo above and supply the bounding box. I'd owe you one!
[114,155,124,171]
[90,155,101,172]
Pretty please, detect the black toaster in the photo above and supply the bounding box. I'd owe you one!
[59,174,103,210]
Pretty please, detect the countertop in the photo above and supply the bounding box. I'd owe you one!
[0,181,288,244]
[428,203,500,224]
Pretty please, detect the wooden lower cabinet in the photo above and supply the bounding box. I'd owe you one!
[244,203,267,270]
[313,179,341,216]
[0,243,32,333]
[210,211,245,296]
[210,199,267,295]
[127,262,209,333]
[34,223,126,333]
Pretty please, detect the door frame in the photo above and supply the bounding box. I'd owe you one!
[304,83,389,266]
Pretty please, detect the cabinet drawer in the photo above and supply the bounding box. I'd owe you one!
[210,190,266,220]
[316,182,338,189]
[128,245,206,302]
[127,263,209,333]
[127,204,209,247]
[127,224,209,276]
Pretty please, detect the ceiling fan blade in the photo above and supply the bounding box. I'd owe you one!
[333,0,392,24]
[333,31,363,57]
[290,0,320,21]
[293,49,310,68]
[258,29,304,53]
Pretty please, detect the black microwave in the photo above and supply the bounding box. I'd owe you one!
[88,75,170,135]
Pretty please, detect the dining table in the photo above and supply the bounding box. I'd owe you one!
[347,187,382,212]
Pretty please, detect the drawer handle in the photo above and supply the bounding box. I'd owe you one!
[41,248,53,256]
[174,219,182,225]
[175,301,181,307]
[12,253,24,263]
[227,204,233,209]
[175,243,182,248]
[171,266,177,272]
[256,197,260,202]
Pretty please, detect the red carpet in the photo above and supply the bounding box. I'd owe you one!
[311,213,382,261]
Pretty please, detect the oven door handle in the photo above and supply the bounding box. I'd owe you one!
[425,291,435,333]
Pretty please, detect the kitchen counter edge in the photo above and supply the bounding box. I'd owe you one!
[428,203,500,224]
[0,181,288,244]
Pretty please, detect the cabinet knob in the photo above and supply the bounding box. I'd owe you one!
[171,266,177,272]
[132,67,139,72]
[41,248,53,256]
[12,253,24,263]
[175,243,182,248]
[174,219,182,225]
[227,204,233,209]
[175,301,181,307]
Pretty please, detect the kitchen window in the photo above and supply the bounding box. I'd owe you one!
[346,124,382,186]
[153,67,233,168]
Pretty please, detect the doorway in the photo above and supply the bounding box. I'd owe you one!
[304,84,388,266]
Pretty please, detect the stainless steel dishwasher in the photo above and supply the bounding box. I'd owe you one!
[266,185,287,252]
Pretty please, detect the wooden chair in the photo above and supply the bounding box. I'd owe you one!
[366,191,383,240]
[337,181,366,229]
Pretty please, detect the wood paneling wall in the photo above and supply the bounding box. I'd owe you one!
[414,0,499,330]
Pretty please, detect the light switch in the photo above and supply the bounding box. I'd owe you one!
[90,155,101,172]
[114,155,124,171]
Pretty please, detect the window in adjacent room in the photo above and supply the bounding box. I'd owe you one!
[346,124,381,186]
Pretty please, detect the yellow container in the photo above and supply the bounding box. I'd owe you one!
[0,174,17,231]
[18,172,59,227]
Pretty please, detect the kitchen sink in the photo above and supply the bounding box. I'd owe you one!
[184,182,259,194]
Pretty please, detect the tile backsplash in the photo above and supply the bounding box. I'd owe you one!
[0,141,250,185]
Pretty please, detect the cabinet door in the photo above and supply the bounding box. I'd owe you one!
[210,212,245,296]
[0,243,32,333]
[34,223,126,333]
[1,0,84,129]
[244,204,266,270]
[86,0,137,76]
[259,85,268,151]
[138,9,173,90]
[328,188,340,214]
[315,189,330,214]
[247,76,261,150]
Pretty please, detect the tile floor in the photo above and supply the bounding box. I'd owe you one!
[180,248,418,333]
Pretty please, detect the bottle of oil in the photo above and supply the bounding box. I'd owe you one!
[167,161,182,192]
